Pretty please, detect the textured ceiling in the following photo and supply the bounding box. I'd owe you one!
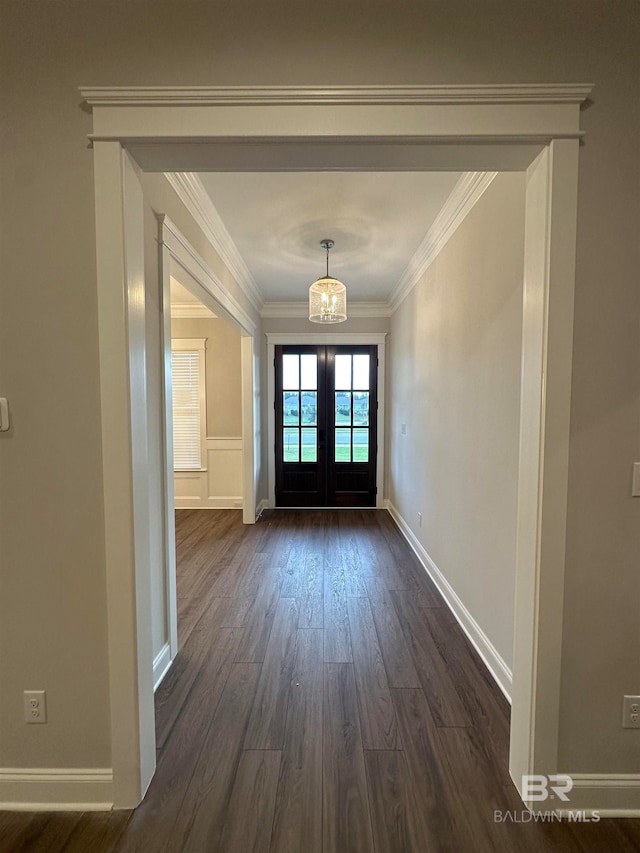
[198,171,462,303]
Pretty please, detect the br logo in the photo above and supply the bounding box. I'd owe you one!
[522,774,573,802]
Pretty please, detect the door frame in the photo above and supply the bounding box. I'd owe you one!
[83,84,589,808]
[157,214,257,697]
[159,214,257,526]
[268,333,387,509]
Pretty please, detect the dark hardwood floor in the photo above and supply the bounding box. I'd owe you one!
[2,508,640,852]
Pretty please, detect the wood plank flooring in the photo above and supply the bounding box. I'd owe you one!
[2,508,640,852]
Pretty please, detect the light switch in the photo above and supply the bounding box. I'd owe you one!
[0,398,9,432]
[401,423,407,435]
[632,462,640,497]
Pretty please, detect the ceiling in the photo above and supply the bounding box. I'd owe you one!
[198,171,462,304]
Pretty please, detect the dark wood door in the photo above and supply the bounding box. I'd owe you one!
[275,344,377,507]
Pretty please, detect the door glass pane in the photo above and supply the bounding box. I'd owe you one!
[283,391,299,425]
[301,391,317,425]
[282,354,299,389]
[353,392,369,426]
[301,428,317,462]
[353,428,369,462]
[300,354,317,390]
[335,391,351,425]
[353,354,370,390]
[283,427,299,462]
[335,428,351,462]
[334,354,352,390]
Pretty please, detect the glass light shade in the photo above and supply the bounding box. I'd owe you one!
[309,276,347,324]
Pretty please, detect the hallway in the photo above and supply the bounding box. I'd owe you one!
[2,509,640,851]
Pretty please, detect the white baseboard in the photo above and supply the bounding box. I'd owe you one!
[0,768,113,811]
[153,642,173,691]
[386,501,513,702]
[174,496,243,509]
[386,502,640,816]
[551,775,640,817]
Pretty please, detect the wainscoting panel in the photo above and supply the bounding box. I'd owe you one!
[174,437,243,509]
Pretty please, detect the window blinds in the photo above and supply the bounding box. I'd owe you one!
[172,350,203,470]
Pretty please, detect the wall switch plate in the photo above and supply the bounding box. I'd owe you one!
[632,463,640,497]
[401,423,407,435]
[0,398,9,432]
[24,690,47,724]
[622,695,640,728]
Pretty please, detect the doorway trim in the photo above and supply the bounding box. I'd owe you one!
[158,215,256,526]
[83,83,590,809]
[155,215,257,700]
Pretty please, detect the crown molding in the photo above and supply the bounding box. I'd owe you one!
[167,171,495,320]
[80,84,593,107]
[263,173,497,318]
[170,303,217,320]
[159,215,257,336]
[388,171,498,313]
[261,301,391,319]
[164,172,263,313]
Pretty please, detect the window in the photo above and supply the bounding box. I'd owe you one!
[281,352,318,462]
[171,339,206,470]
[333,352,370,462]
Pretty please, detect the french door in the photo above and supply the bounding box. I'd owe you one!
[275,344,378,507]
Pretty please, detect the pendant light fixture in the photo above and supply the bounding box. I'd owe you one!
[309,239,347,324]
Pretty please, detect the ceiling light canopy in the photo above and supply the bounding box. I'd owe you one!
[309,239,347,324]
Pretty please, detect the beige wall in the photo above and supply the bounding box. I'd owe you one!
[389,172,525,671]
[171,317,242,438]
[1,0,638,782]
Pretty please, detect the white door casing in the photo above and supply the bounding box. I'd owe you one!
[83,84,589,808]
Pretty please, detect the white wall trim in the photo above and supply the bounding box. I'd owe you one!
[170,302,217,319]
[240,335,257,524]
[261,300,391,319]
[174,437,243,508]
[0,768,113,811]
[84,83,589,809]
[158,222,180,703]
[165,172,263,313]
[174,495,243,509]
[160,214,256,525]
[152,642,172,691]
[206,436,242,450]
[81,84,593,107]
[386,501,513,703]
[161,215,257,337]
[388,172,497,313]
[549,774,640,817]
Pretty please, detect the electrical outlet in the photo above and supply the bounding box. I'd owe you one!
[417,512,422,527]
[622,695,640,728]
[24,690,47,724]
